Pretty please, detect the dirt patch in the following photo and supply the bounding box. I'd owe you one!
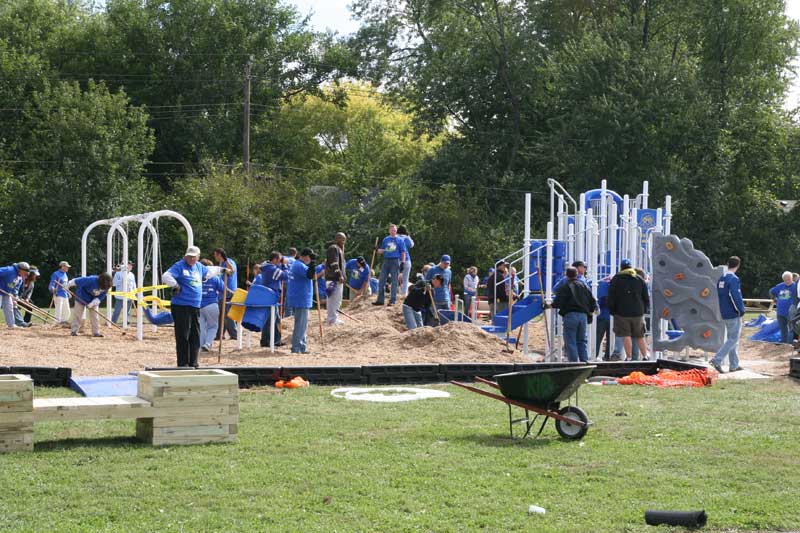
[0,305,791,377]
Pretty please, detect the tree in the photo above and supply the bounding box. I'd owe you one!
[3,80,154,270]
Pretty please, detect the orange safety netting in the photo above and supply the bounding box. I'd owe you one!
[617,368,717,388]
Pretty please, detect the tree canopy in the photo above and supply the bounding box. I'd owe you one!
[1,0,799,297]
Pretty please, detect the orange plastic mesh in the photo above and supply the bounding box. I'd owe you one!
[617,368,717,388]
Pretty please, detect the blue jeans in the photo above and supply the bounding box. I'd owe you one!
[563,312,588,363]
[777,315,792,344]
[595,317,610,360]
[291,307,309,353]
[112,299,132,324]
[402,305,424,329]
[711,316,742,369]
[375,258,400,304]
[198,303,220,348]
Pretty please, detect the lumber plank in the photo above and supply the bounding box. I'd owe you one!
[149,395,237,408]
[153,425,229,438]
[157,385,238,398]
[0,400,33,413]
[152,415,237,428]
[151,434,236,446]
[0,390,33,402]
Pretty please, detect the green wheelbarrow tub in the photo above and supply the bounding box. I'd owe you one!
[493,366,596,405]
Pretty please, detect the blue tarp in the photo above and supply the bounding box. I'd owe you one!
[748,318,781,343]
[744,314,768,328]
[69,375,138,397]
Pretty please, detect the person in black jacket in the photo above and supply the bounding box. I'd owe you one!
[551,267,597,362]
[607,259,650,361]
[403,275,441,329]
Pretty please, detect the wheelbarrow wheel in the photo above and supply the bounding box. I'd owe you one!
[555,406,589,440]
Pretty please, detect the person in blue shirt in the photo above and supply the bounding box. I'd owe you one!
[425,255,452,309]
[397,225,414,298]
[287,248,318,354]
[554,260,588,291]
[214,248,238,341]
[283,248,298,318]
[373,223,407,306]
[162,246,226,367]
[198,259,226,352]
[67,272,113,337]
[315,263,327,302]
[424,255,453,326]
[710,256,746,373]
[48,261,72,324]
[595,278,612,360]
[0,262,31,328]
[770,271,797,344]
[346,256,371,300]
[259,251,289,348]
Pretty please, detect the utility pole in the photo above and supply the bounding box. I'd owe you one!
[243,57,252,175]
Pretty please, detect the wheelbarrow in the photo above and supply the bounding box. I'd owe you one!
[451,365,596,440]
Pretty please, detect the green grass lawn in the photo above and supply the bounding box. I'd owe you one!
[2,379,800,532]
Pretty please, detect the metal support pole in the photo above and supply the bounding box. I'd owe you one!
[523,193,531,356]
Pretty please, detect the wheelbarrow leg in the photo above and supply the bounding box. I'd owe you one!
[534,415,549,438]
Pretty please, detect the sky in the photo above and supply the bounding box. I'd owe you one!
[289,0,800,109]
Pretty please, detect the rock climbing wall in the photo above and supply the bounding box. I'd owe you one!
[651,233,725,353]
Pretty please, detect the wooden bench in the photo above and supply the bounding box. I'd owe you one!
[0,370,239,452]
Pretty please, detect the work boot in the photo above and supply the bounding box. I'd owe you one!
[92,333,104,338]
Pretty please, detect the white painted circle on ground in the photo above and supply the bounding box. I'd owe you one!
[331,387,451,403]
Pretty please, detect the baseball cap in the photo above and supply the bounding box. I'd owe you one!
[300,247,315,257]
[356,256,366,265]
[59,261,71,268]
[620,258,632,269]
[441,254,451,263]
[30,268,40,277]
[572,260,587,268]
[16,262,30,272]
[185,246,201,257]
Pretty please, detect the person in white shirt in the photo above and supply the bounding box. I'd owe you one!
[111,261,137,324]
[463,266,479,317]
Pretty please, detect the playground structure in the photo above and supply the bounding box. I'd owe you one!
[0,369,239,452]
[474,179,724,361]
[81,211,193,340]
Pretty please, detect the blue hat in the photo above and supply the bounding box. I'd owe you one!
[620,258,632,268]
[441,254,451,263]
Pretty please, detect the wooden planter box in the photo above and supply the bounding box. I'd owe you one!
[0,375,34,452]
[135,369,239,446]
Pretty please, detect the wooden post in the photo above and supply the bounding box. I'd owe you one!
[218,271,229,363]
[369,236,379,275]
[314,266,324,346]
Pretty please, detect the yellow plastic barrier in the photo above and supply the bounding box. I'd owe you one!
[226,288,248,322]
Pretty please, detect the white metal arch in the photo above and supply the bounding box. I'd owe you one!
[82,211,193,340]
[106,214,160,328]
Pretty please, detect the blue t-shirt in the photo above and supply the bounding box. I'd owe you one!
[425,265,452,304]
[48,270,70,297]
[73,276,108,304]
[166,259,208,308]
[0,265,22,295]
[221,258,237,293]
[200,276,225,308]
[345,259,370,290]
[287,260,313,309]
[381,236,406,260]
[400,235,414,262]
[770,282,797,318]
[316,264,327,299]
[259,262,288,294]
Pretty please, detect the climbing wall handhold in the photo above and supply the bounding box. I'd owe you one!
[663,289,673,297]
[700,287,709,297]
[702,330,712,339]
[665,242,674,250]
[674,273,685,281]
[661,308,671,318]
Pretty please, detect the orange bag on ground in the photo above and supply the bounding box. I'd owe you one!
[617,368,716,387]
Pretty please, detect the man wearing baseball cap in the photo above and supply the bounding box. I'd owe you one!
[0,262,30,328]
[162,246,227,367]
[424,254,452,325]
[49,261,72,324]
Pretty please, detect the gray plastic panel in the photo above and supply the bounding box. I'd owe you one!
[651,233,724,352]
